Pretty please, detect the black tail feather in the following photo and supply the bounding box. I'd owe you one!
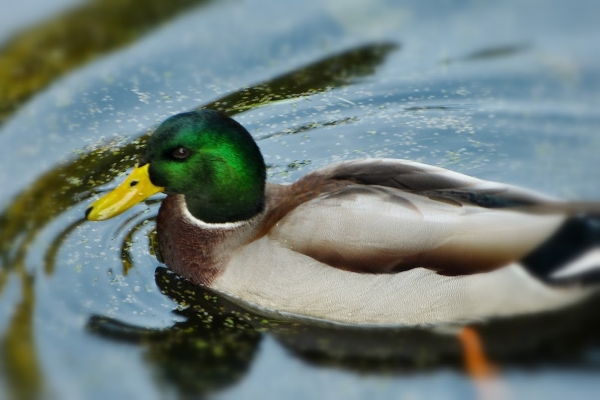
[521,214,600,285]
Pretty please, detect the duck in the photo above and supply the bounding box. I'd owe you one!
[86,109,600,327]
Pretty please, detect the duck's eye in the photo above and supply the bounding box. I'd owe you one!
[172,147,190,160]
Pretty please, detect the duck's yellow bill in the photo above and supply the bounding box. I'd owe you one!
[86,163,164,221]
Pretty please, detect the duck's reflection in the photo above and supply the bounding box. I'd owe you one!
[87,266,600,397]
[87,267,261,396]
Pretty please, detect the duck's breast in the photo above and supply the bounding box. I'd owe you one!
[211,236,589,326]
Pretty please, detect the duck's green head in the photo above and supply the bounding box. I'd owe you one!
[86,110,266,223]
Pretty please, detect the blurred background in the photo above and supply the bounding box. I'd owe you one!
[0,0,599,399]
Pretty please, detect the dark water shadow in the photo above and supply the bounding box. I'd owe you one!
[88,268,262,397]
[403,105,464,112]
[440,44,531,65]
[210,43,398,115]
[248,294,600,373]
[255,117,359,141]
[1,273,44,400]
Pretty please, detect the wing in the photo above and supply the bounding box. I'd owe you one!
[265,158,600,276]
[268,183,565,276]
[320,158,559,208]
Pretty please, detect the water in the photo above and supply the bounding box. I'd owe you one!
[1,0,600,399]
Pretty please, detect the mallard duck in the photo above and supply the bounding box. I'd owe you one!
[86,109,600,327]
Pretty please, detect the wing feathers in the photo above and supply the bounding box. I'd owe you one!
[323,158,558,208]
[265,159,599,279]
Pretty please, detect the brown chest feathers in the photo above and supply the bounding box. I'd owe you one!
[157,195,231,286]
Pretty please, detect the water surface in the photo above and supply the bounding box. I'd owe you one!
[1,0,600,399]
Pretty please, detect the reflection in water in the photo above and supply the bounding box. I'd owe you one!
[268,296,600,373]
[440,44,531,64]
[210,43,399,115]
[0,42,399,397]
[88,268,261,397]
[1,273,43,400]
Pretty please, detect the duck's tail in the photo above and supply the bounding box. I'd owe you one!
[521,214,600,285]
